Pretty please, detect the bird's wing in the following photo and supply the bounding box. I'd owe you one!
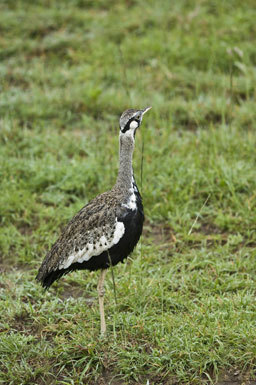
[39,192,126,273]
[57,216,125,270]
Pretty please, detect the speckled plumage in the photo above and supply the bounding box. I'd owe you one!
[36,108,151,290]
[36,185,144,287]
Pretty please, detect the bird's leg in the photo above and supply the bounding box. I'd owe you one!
[97,269,107,335]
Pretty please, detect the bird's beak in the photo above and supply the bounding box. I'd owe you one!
[142,106,152,116]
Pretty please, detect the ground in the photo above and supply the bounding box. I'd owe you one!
[1,0,256,384]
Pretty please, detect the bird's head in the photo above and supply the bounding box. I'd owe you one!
[119,107,151,139]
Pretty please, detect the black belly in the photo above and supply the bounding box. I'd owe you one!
[48,202,143,284]
[72,202,144,271]
[40,193,144,288]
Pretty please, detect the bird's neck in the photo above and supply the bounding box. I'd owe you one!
[115,134,135,191]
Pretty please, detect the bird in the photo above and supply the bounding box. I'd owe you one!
[36,106,151,335]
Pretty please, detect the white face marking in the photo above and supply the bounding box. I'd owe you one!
[129,120,139,130]
[121,117,140,140]
[58,220,125,270]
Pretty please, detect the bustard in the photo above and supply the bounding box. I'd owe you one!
[36,107,151,334]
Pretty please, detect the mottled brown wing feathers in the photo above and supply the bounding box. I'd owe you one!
[36,190,124,282]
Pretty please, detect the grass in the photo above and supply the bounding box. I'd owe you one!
[1,0,256,383]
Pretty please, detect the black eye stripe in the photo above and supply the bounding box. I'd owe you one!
[121,118,140,133]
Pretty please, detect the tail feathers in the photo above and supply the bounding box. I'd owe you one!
[36,267,68,289]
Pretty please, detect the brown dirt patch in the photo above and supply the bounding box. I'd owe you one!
[216,370,256,385]
[3,310,40,336]
[199,222,223,235]
[143,220,176,246]
[58,282,95,304]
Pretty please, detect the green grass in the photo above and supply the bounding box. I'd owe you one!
[1,0,256,383]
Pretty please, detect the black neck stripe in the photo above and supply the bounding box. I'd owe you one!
[121,118,140,133]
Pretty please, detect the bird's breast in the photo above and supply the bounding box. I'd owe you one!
[121,191,137,211]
